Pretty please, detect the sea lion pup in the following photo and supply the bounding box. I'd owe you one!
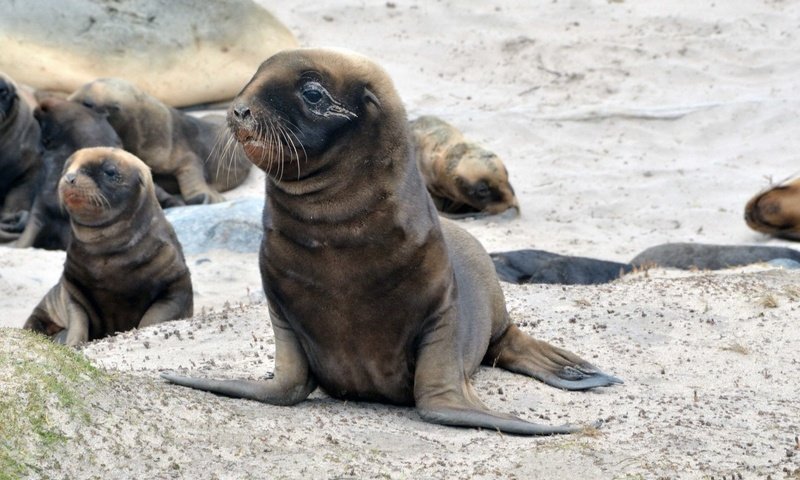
[0,72,41,241]
[409,115,519,218]
[24,147,193,346]
[68,78,252,205]
[14,97,124,249]
[744,177,800,240]
[162,48,621,436]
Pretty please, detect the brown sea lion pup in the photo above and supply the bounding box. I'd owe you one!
[24,147,193,346]
[68,78,251,205]
[409,115,519,218]
[0,72,41,241]
[162,48,621,436]
[744,176,800,240]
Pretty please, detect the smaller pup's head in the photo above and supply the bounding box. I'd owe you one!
[59,147,153,227]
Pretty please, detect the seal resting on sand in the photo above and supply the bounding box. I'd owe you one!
[0,0,298,107]
[162,48,621,436]
[410,115,519,218]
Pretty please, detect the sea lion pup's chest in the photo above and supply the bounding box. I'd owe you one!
[65,231,186,330]
[263,191,453,405]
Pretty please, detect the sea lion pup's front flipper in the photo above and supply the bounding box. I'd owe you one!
[161,306,317,405]
[152,183,185,209]
[23,282,90,347]
[12,197,45,247]
[138,277,194,328]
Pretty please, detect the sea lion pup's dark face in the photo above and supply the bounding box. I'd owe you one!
[0,73,19,122]
[449,144,519,215]
[35,97,120,151]
[227,48,387,176]
[744,178,800,240]
[58,147,151,227]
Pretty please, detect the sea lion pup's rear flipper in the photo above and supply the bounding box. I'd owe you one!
[485,324,624,391]
[413,323,597,436]
[161,307,317,405]
[0,210,29,239]
[174,154,225,205]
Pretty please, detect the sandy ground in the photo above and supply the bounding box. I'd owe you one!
[2,0,800,478]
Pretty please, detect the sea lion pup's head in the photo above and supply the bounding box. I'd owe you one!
[0,72,20,123]
[445,143,519,215]
[35,97,121,151]
[68,78,169,131]
[59,147,154,227]
[744,177,800,240]
[227,48,396,178]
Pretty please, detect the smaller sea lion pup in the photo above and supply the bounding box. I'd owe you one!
[744,176,800,241]
[0,72,41,241]
[163,48,621,436]
[15,97,124,250]
[68,78,252,205]
[24,147,193,346]
[410,115,519,217]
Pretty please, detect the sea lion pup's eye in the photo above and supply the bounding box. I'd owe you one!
[301,84,325,105]
[102,163,118,178]
[82,100,95,109]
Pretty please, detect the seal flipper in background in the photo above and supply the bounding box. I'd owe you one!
[491,249,632,285]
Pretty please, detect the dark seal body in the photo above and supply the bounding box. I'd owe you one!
[69,78,252,205]
[0,72,41,240]
[24,147,193,345]
[163,48,620,435]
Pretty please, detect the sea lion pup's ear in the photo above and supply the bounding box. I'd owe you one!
[363,87,381,112]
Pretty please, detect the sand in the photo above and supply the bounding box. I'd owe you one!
[1,0,799,478]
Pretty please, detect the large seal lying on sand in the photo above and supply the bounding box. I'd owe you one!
[744,177,800,241]
[15,97,124,250]
[410,115,519,217]
[163,48,621,435]
[70,78,252,205]
[0,0,297,107]
[0,72,40,241]
[24,147,193,346]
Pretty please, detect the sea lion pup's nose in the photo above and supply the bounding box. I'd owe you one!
[231,102,251,120]
[64,172,77,184]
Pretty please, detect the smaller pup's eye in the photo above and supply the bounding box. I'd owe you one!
[103,165,118,178]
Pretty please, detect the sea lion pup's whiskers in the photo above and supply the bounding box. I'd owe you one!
[162,48,621,436]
